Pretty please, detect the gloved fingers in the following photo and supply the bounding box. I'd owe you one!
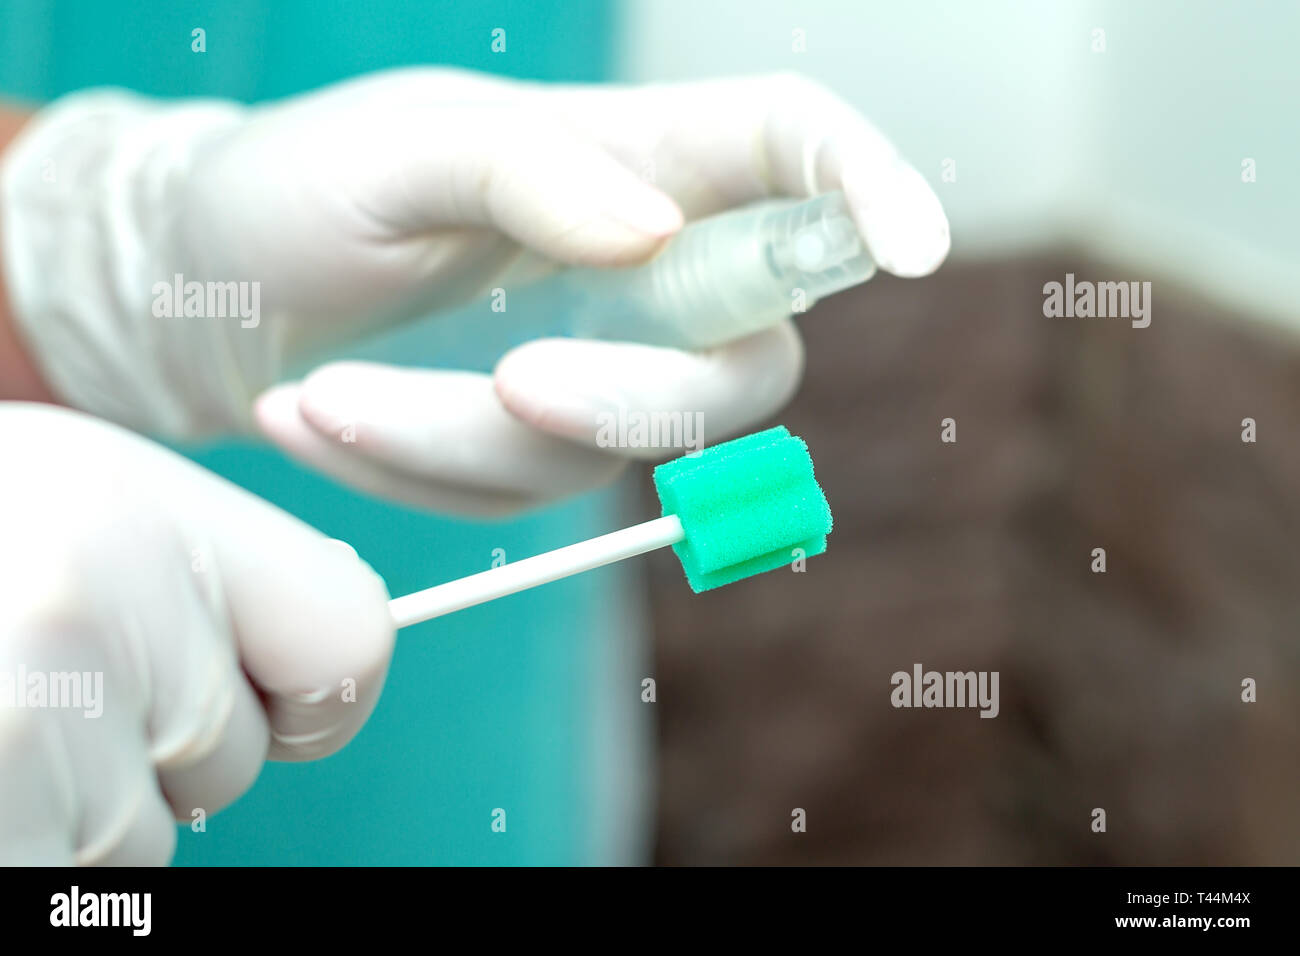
[155,673,269,824]
[493,319,805,459]
[252,365,629,514]
[83,776,177,867]
[0,497,195,866]
[63,695,176,866]
[255,386,543,515]
[538,72,950,277]
[55,408,399,765]
[0,707,77,865]
[356,102,683,267]
[114,521,273,819]
[2,403,396,801]
[368,71,945,275]
[0,730,175,866]
[190,494,396,762]
[0,602,179,867]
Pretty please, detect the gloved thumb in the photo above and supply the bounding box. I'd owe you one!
[357,104,684,266]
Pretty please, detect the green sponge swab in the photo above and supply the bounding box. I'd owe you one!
[653,425,832,592]
[388,426,832,628]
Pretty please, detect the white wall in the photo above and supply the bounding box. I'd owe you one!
[1080,0,1299,325]
[618,0,1299,327]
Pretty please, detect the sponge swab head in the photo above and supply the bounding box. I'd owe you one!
[653,426,833,592]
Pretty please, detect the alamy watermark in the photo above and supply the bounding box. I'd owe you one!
[890,663,999,718]
[1043,273,1151,328]
[1,667,103,718]
[50,886,150,936]
[595,409,705,455]
[152,273,260,328]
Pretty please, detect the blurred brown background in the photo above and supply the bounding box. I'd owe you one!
[645,258,1300,865]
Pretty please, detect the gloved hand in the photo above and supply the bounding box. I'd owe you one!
[1,69,949,514]
[0,404,394,865]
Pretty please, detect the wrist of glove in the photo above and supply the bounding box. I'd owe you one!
[2,90,259,435]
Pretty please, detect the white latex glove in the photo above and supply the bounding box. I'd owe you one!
[0,403,394,865]
[2,69,949,514]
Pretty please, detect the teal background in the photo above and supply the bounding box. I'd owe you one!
[1,0,641,865]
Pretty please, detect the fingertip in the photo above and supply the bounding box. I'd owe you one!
[493,326,804,456]
[493,340,588,438]
[843,161,951,278]
[486,127,684,267]
[537,209,680,268]
[251,382,305,440]
[606,181,685,240]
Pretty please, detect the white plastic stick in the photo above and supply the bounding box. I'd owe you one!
[388,514,686,629]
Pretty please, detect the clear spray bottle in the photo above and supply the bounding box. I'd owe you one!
[531,190,877,349]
